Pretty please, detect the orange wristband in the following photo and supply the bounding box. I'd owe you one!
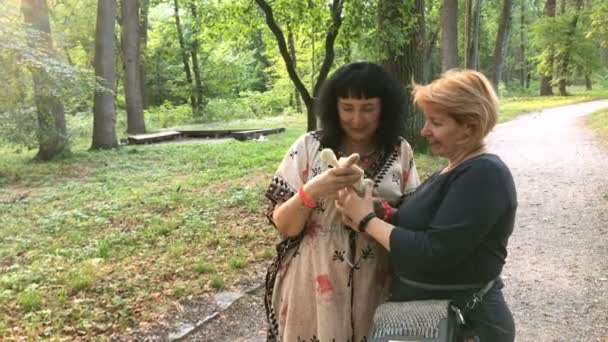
[298,186,317,209]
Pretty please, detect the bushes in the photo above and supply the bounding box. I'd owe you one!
[201,90,291,123]
[144,90,293,127]
[145,101,193,129]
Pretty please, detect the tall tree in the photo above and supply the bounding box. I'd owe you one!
[255,0,344,131]
[121,0,146,134]
[465,0,483,69]
[92,0,118,149]
[379,0,427,151]
[189,0,204,110]
[139,0,150,107]
[491,0,514,89]
[173,0,196,110]
[557,0,583,96]
[441,0,458,71]
[539,0,556,95]
[519,0,527,88]
[21,0,69,160]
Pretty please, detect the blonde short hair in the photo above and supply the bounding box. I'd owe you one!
[412,69,498,143]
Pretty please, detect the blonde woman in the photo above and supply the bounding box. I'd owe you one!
[338,70,517,341]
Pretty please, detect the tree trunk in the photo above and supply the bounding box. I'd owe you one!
[557,0,583,96]
[379,0,427,151]
[173,0,196,110]
[491,0,514,90]
[585,74,592,90]
[92,0,118,149]
[465,0,482,69]
[189,1,204,110]
[21,0,69,160]
[424,29,439,82]
[121,0,146,134]
[139,0,149,107]
[255,0,343,131]
[464,0,472,68]
[441,0,458,71]
[287,26,302,113]
[539,0,556,96]
[520,1,526,88]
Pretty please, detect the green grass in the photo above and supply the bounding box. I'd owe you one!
[588,107,608,144]
[500,87,608,122]
[1,90,607,340]
[17,290,42,312]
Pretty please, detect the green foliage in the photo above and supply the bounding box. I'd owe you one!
[63,263,98,295]
[209,276,225,290]
[228,256,246,269]
[17,289,42,312]
[201,90,290,123]
[531,12,601,80]
[193,262,216,274]
[146,101,193,129]
[589,2,608,47]
[0,2,99,150]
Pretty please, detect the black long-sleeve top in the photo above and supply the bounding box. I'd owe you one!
[389,154,517,293]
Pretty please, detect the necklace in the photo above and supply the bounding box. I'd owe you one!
[442,145,487,174]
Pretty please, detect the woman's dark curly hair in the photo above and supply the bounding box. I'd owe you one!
[317,61,407,154]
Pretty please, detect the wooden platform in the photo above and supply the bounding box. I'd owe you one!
[230,128,286,141]
[127,127,285,144]
[177,129,256,139]
[127,130,183,144]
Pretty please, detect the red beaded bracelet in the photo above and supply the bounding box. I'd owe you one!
[298,185,317,209]
[381,199,392,221]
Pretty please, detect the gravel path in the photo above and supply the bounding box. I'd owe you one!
[139,100,608,342]
[488,100,608,341]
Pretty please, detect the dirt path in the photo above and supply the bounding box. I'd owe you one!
[147,101,608,341]
[488,100,608,341]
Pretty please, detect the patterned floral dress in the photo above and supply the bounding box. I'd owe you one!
[264,131,420,342]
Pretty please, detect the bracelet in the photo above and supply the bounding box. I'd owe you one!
[381,200,392,221]
[358,212,376,233]
[298,185,317,209]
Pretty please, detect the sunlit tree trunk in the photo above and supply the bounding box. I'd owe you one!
[491,0,514,89]
[21,0,69,160]
[92,0,118,149]
[121,0,146,133]
[189,0,204,110]
[540,0,556,95]
[441,0,458,71]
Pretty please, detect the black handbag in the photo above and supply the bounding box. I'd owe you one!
[369,278,496,342]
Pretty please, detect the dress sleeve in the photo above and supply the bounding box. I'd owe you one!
[264,134,311,228]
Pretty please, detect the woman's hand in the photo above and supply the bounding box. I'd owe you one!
[304,166,363,201]
[335,183,375,231]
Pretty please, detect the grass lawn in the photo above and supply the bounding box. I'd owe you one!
[500,87,608,122]
[1,90,606,340]
[588,107,608,144]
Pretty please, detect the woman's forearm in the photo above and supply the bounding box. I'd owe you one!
[364,217,394,251]
[272,193,315,237]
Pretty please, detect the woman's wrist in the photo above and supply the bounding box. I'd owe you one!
[298,185,318,208]
[302,183,320,202]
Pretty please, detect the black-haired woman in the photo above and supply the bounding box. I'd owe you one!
[264,62,420,342]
